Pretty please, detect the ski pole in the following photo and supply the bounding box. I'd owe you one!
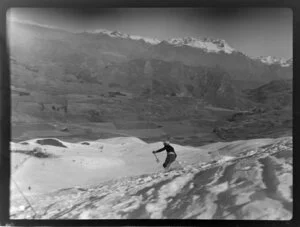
[153,152,160,163]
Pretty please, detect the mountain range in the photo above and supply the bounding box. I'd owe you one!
[9,21,292,85]
[81,27,292,68]
[8,20,292,118]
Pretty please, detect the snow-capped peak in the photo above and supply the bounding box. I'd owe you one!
[130,35,160,45]
[85,29,130,39]
[167,37,236,54]
[255,56,292,67]
[84,29,160,45]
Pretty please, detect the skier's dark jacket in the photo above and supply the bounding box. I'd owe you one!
[155,144,176,155]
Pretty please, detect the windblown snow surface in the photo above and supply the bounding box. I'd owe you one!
[10,136,292,220]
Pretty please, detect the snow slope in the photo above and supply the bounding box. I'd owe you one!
[10,136,292,219]
[10,137,209,195]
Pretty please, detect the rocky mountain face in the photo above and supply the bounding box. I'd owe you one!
[148,42,292,83]
[101,58,250,109]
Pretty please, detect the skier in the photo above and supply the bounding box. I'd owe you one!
[153,141,177,169]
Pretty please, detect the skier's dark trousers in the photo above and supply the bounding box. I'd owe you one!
[153,142,177,168]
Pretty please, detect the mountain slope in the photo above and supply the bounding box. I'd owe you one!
[148,42,292,83]
[245,79,292,108]
[102,58,254,109]
[8,21,292,87]
[212,78,292,141]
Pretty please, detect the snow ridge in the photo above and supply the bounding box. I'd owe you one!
[11,20,291,62]
[130,35,160,45]
[85,29,160,45]
[167,37,236,54]
[254,56,293,67]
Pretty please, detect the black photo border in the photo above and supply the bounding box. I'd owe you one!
[0,0,299,226]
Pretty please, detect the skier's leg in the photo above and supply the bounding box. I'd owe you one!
[163,155,171,168]
[169,153,177,166]
[164,153,176,169]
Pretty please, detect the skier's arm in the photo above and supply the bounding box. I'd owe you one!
[153,147,166,153]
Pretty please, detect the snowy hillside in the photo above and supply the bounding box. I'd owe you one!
[10,136,292,219]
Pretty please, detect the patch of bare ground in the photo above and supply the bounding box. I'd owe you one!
[36,138,67,148]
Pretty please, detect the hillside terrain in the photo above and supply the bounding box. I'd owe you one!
[11,58,292,146]
[10,136,292,219]
[214,79,292,141]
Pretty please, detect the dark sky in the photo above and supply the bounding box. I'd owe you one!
[7,8,293,59]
